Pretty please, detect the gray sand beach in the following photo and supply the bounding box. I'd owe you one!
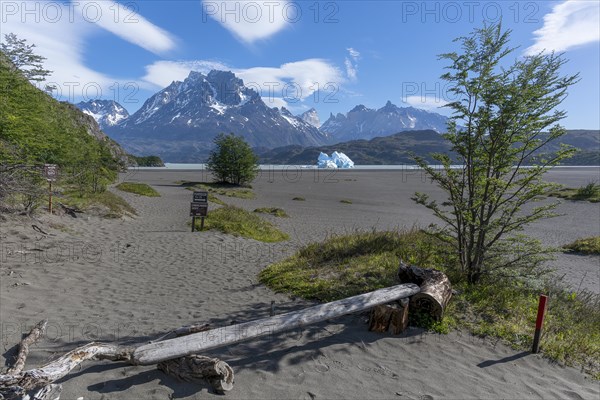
[1,167,598,399]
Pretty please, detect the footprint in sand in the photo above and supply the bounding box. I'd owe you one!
[312,359,329,373]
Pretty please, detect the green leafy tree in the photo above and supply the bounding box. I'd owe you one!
[1,33,51,82]
[207,133,259,185]
[413,23,579,284]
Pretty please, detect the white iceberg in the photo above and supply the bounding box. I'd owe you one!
[317,151,354,169]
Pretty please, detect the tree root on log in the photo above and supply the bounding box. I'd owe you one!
[397,261,452,321]
[158,355,234,393]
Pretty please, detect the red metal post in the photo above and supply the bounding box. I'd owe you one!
[532,294,548,353]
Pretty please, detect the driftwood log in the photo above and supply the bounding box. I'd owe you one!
[133,283,420,364]
[0,324,232,399]
[1,283,420,399]
[397,261,452,321]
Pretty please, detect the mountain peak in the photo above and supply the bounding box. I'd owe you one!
[187,71,205,81]
[350,104,371,113]
[379,100,400,113]
[207,69,235,78]
[320,102,448,141]
[280,107,293,116]
[104,69,327,161]
[76,99,130,129]
[299,108,321,128]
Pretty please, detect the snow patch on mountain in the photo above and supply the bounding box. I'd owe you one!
[76,100,130,130]
[299,108,321,128]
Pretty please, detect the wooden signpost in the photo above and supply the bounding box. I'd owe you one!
[42,164,58,214]
[191,191,208,232]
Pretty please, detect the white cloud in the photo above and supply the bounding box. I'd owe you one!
[2,2,115,98]
[142,60,231,87]
[73,1,177,55]
[404,96,448,110]
[201,0,291,44]
[347,47,360,60]
[345,58,357,81]
[525,0,600,55]
[142,58,345,107]
[237,59,344,101]
[344,47,360,81]
[0,1,178,104]
[264,97,289,109]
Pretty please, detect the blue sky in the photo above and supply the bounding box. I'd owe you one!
[2,0,599,128]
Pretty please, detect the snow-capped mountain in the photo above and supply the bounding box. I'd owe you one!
[76,100,130,130]
[299,108,321,128]
[106,70,325,162]
[320,101,448,143]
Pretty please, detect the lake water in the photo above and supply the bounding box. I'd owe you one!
[131,164,600,170]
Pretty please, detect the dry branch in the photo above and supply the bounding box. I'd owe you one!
[0,343,133,392]
[0,332,229,397]
[30,384,62,400]
[7,320,47,375]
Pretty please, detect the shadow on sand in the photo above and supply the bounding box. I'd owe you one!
[477,351,530,368]
[22,297,432,398]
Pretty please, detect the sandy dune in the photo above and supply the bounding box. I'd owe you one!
[0,167,598,399]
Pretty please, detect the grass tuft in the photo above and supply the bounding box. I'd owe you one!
[208,193,226,205]
[180,181,255,199]
[340,199,353,204]
[116,182,160,197]
[254,207,289,218]
[563,236,600,255]
[259,229,600,378]
[62,190,136,218]
[197,205,288,242]
[260,230,452,302]
[550,182,600,203]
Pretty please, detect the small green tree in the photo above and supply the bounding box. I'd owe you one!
[413,23,579,284]
[207,133,259,185]
[1,33,51,82]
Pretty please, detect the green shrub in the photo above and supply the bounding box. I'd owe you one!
[576,182,600,198]
[549,182,600,203]
[207,133,259,185]
[563,237,600,255]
